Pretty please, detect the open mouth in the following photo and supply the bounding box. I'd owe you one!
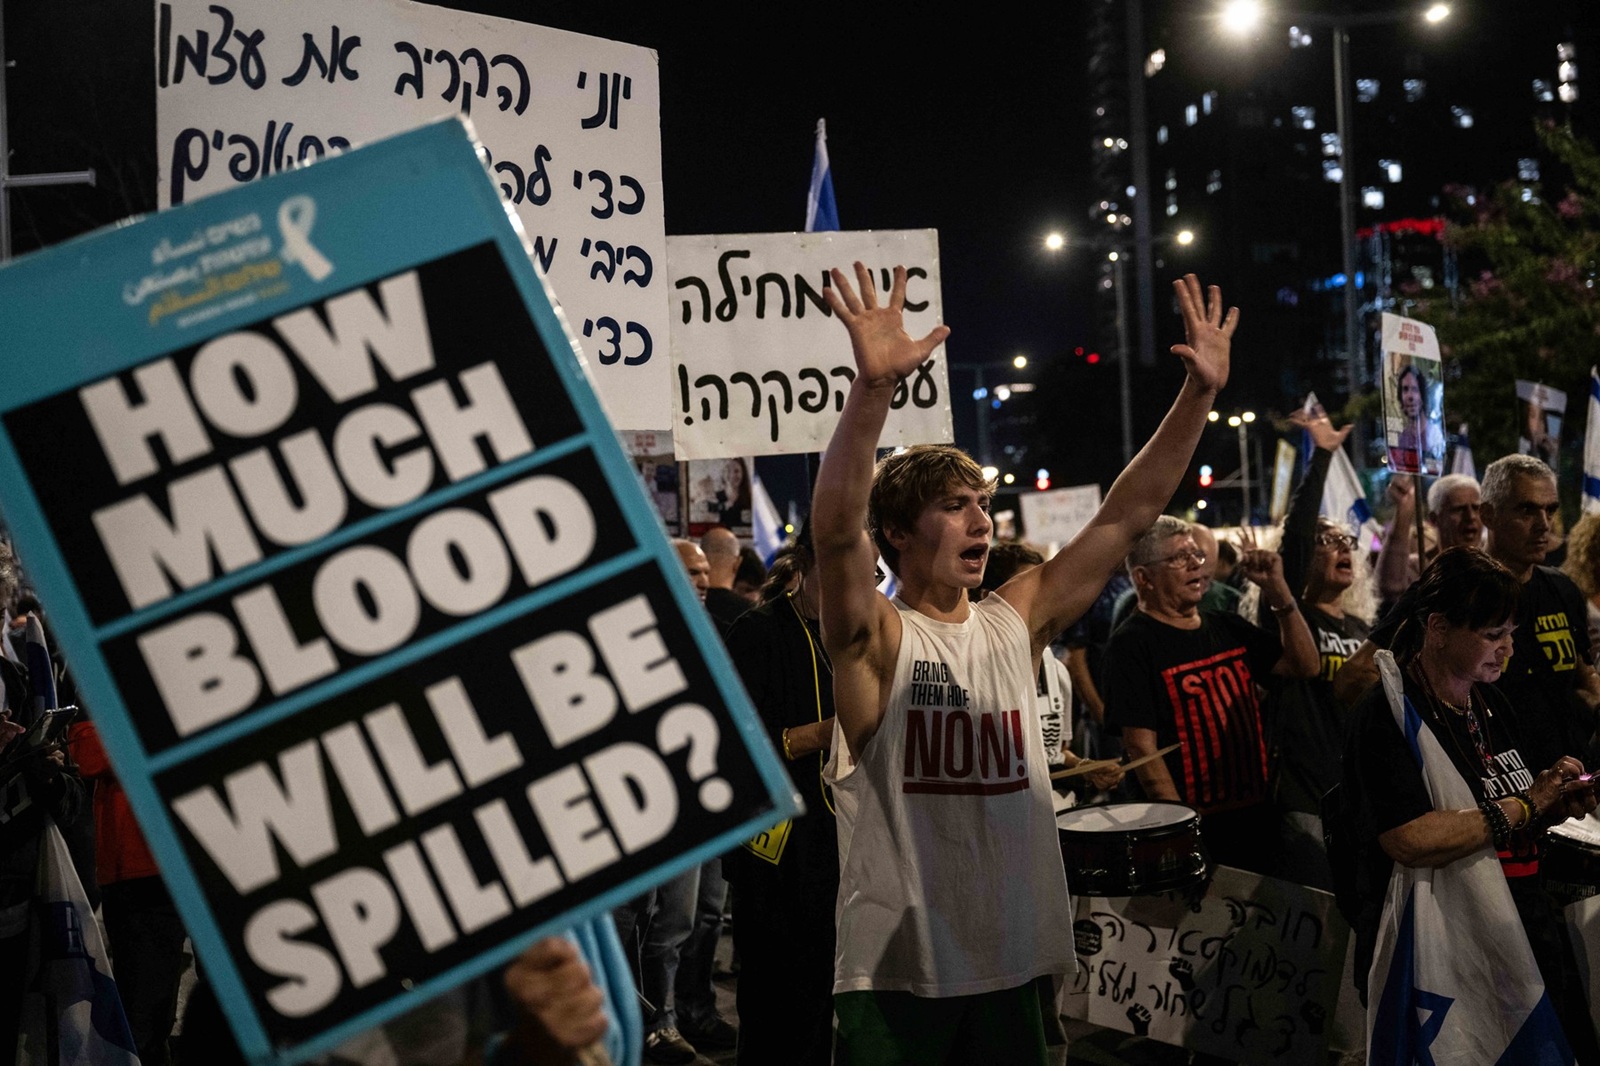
[961,545,988,564]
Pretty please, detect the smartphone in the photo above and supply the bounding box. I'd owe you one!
[16,706,78,752]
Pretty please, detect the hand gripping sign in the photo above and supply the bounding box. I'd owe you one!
[0,118,797,1064]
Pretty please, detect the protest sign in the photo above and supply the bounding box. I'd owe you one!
[0,119,797,1064]
[155,0,668,430]
[1018,484,1102,549]
[1379,313,1445,476]
[1516,379,1567,470]
[1064,866,1352,1064]
[667,230,952,459]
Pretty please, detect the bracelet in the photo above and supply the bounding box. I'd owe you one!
[1514,787,1541,822]
[1269,601,1299,616]
[1509,793,1535,829]
[1479,798,1512,849]
[781,727,795,761]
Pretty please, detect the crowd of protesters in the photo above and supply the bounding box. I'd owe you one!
[7,269,1600,1066]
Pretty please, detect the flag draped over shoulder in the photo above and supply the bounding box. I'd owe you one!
[1366,652,1571,1065]
[1584,370,1600,514]
[805,119,839,233]
[16,820,139,1066]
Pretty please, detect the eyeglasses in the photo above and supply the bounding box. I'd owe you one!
[1314,531,1357,550]
[1154,548,1207,570]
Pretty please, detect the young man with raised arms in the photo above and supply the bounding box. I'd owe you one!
[813,264,1236,1063]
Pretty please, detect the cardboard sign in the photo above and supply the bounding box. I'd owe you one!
[667,229,952,459]
[0,119,796,1064]
[1064,866,1351,1065]
[1379,313,1445,477]
[154,0,668,430]
[1018,484,1103,548]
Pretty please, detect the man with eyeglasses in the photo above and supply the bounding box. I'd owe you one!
[1103,516,1318,872]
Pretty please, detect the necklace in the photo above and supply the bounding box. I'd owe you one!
[1409,658,1497,779]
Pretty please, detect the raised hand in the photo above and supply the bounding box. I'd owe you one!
[825,262,951,389]
[1170,274,1238,394]
[1289,407,1352,453]
[504,937,609,1053]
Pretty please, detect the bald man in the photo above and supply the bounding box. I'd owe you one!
[699,527,749,635]
[673,538,710,603]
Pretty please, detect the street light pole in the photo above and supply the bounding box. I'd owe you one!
[1112,253,1134,464]
[1331,22,1363,453]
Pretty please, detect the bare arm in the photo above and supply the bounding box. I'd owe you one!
[1332,640,1380,708]
[1238,549,1319,679]
[1375,479,1417,601]
[782,717,835,759]
[1000,275,1237,654]
[1381,757,1596,866]
[814,264,950,755]
[1123,726,1181,802]
[1064,645,1105,725]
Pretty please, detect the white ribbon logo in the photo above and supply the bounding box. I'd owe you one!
[278,195,334,281]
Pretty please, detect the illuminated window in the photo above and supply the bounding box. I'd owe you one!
[1379,159,1402,182]
[1517,158,1540,181]
[1533,79,1554,103]
[1202,91,1218,115]
[1157,125,1169,144]
[1356,79,1379,103]
[1451,105,1473,128]
[1292,106,1316,130]
[1321,132,1341,157]
[1207,170,1223,194]
[1288,25,1312,48]
[1146,48,1166,76]
[1166,193,1178,216]
[1404,79,1426,102]
[1322,161,1344,183]
[1362,187,1385,209]
[1185,104,1199,126]
[1165,168,1178,192]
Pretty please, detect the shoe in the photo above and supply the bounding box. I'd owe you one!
[680,1014,738,1050]
[644,1027,697,1065]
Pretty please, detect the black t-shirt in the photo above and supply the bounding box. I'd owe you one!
[1370,565,1592,769]
[1104,610,1283,814]
[721,595,839,896]
[1273,606,1371,814]
[704,586,749,638]
[1347,671,1540,883]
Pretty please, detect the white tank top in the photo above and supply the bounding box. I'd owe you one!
[826,594,1077,996]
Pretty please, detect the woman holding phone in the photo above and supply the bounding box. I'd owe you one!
[1344,548,1599,1059]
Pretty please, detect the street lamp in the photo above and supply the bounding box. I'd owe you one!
[1046,227,1196,465]
[1227,411,1257,524]
[1220,3,1450,450]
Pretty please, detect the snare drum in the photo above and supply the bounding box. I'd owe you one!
[1543,813,1600,906]
[1055,801,1207,897]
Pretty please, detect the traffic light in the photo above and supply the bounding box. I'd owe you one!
[1199,464,1214,488]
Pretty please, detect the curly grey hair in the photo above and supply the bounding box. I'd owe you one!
[1426,473,1480,517]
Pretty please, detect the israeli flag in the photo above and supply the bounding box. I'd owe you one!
[805,119,839,232]
[751,473,786,566]
[1452,422,1477,480]
[1304,392,1382,548]
[1584,370,1600,514]
[1367,652,1572,1064]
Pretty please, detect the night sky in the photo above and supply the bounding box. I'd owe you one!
[4,1,1592,514]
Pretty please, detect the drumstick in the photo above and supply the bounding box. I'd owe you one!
[1049,743,1181,780]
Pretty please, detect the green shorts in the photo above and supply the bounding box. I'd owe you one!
[833,982,1048,1066]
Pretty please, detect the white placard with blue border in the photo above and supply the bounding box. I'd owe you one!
[0,117,798,1065]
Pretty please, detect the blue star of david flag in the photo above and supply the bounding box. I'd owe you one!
[805,119,839,233]
[1367,652,1572,1064]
